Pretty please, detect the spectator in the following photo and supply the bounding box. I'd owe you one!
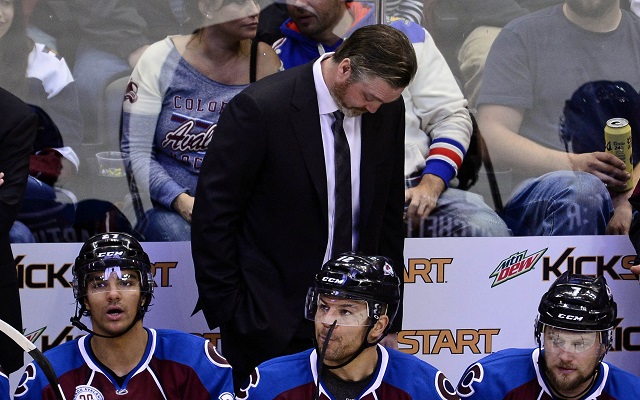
[237,253,459,399]
[456,272,640,399]
[191,24,416,389]
[73,0,203,144]
[426,0,564,110]
[274,0,510,237]
[0,0,86,243]
[27,1,288,146]
[24,1,198,143]
[13,232,235,399]
[0,0,82,149]
[0,87,37,374]
[256,0,425,46]
[121,0,282,241]
[477,0,640,236]
[12,103,135,243]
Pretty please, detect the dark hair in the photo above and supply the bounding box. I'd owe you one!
[333,24,417,89]
[0,0,33,98]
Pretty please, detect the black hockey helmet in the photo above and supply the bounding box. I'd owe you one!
[305,252,400,333]
[535,271,617,349]
[72,232,154,317]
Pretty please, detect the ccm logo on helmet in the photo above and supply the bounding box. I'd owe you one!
[558,313,584,321]
[321,277,346,284]
[97,251,125,258]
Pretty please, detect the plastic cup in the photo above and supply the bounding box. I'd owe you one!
[96,151,128,178]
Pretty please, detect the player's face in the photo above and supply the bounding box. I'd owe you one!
[286,0,345,40]
[542,326,605,397]
[0,0,15,40]
[84,269,143,336]
[565,0,617,18]
[314,295,370,366]
[330,61,404,117]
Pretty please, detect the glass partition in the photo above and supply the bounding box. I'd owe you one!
[4,0,636,242]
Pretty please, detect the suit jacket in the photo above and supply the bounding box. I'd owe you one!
[191,62,405,375]
[0,87,37,373]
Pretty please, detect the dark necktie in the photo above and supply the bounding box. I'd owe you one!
[331,110,352,257]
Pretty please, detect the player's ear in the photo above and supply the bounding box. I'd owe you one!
[369,315,389,342]
[83,298,91,312]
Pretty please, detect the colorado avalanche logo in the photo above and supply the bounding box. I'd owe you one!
[73,385,104,400]
[383,262,394,276]
[124,80,138,104]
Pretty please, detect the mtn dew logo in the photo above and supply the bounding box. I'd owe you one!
[490,249,547,287]
[24,327,46,344]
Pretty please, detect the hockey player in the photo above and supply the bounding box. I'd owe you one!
[237,252,459,399]
[0,370,8,400]
[14,232,235,400]
[456,272,640,399]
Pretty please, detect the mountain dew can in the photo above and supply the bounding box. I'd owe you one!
[605,118,633,191]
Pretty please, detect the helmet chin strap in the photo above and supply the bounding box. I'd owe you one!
[315,319,383,372]
[315,320,337,400]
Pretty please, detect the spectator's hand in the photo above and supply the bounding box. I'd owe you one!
[404,174,445,225]
[606,190,634,235]
[128,45,150,68]
[0,171,4,186]
[631,264,640,275]
[380,332,398,350]
[172,193,194,223]
[568,152,630,191]
[606,201,632,235]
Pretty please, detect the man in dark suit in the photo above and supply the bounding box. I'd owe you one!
[191,24,417,389]
[0,87,37,374]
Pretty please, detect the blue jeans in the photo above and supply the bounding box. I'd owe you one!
[406,187,511,237]
[9,221,36,243]
[501,171,613,236]
[136,207,191,242]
